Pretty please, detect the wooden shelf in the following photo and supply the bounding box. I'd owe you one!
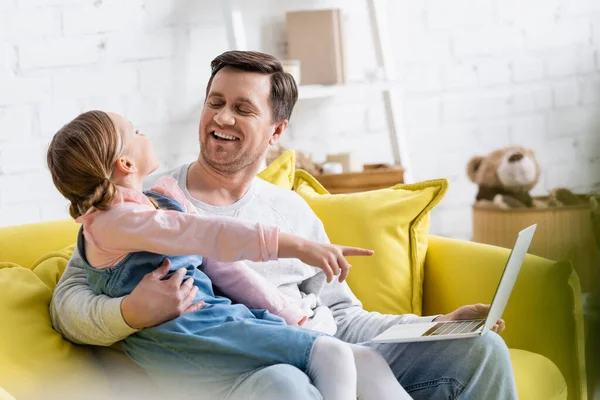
[313,168,405,194]
[222,0,413,182]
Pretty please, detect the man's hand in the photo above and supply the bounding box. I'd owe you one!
[120,258,205,329]
[433,303,505,334]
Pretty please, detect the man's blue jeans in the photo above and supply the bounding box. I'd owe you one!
[227,331,518,399]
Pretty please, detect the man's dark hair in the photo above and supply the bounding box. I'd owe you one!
[206,51,298,122]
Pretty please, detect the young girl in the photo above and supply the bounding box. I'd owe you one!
[47,110,411,400]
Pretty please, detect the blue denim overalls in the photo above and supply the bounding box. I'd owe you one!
[79,190,321,396]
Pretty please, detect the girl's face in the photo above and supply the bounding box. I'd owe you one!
[108,112,159,178]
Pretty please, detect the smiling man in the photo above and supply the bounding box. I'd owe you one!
[201,68,275,172]
[51,51,517,400]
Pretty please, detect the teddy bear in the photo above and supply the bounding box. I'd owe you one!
[467,146,542,208]
[466,146,583,209]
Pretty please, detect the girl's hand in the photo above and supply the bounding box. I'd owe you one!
[278,233,374,282]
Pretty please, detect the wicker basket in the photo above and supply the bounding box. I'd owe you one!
[472,198,600,293]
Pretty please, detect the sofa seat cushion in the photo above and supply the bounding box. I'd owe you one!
[510,348,567,400]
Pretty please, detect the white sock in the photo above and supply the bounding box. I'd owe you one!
[306,336,357,400]
[349,344,412,400]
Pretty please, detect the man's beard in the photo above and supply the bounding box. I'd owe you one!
[200,139,268,174]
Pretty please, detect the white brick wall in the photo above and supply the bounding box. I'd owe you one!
[62,0,144,35]
[0,0,599,243]
[512,55,545,83]
[280,0,600,240]
[18,36,104,69]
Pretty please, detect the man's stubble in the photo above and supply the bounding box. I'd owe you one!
[199,138,269,174]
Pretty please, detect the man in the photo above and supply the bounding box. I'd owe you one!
[51,50,516,399]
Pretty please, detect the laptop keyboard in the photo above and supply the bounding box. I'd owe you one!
[422,320,485,337]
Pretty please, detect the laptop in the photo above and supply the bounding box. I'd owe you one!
[371,224,537,344]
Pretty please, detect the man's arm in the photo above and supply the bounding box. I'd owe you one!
[50,249,136,346]
[318,278,438,343]
[51,249,203,346]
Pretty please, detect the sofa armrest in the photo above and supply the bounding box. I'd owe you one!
[0,219,79,268]
[423,235,586,400]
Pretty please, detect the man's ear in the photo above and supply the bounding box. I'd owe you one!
[115,157,138,174]
[268,120,288,146]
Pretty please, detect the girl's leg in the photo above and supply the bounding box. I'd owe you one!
[227,364,322,400]
[306,336,357,400]
[349,344,412,400]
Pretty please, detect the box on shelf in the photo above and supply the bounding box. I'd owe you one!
[285,9,345,85]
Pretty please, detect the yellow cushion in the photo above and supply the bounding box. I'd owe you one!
[257,149,296,189]
[0,255,109,399]
[0,219,80,268]
[293,170,448,315]
[510,349,567,400]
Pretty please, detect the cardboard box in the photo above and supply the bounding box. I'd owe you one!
[286,9,345,85]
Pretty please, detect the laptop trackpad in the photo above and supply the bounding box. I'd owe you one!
[371,322,436,343]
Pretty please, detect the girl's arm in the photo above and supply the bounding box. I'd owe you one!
[85,202,279,263]
[202,258,307,326]
[86,201,372,279]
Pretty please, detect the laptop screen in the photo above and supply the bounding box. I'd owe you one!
[483,224,537,332]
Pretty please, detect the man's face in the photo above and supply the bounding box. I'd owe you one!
[199,67,284,173]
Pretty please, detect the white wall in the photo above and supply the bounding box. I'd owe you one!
[0,0,230,225]
[1,0,599,240]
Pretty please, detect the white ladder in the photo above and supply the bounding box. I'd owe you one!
[221,0,413,183]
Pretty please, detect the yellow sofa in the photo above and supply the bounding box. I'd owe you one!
[0,217,587,399]
[0,149,588,399]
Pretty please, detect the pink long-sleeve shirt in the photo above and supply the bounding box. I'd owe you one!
[76,176,307,326]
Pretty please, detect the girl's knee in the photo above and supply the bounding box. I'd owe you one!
[315,336,355,365]
[246,364,322,400]
[350,345,389,369]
